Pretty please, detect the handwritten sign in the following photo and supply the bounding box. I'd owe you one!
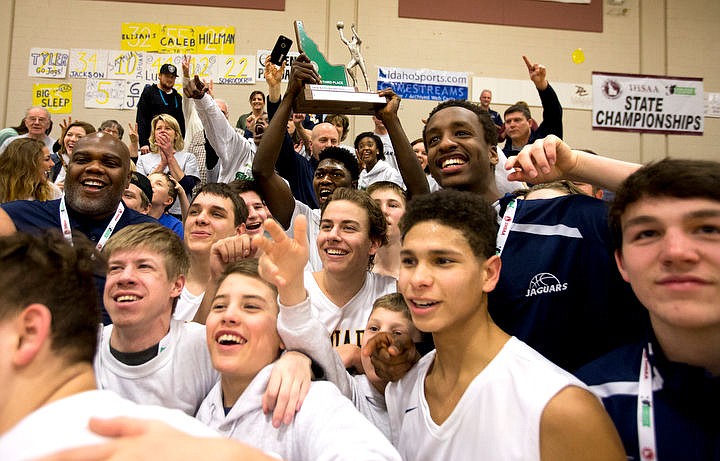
[194,26,235,55]
[121,23,160,52]
[143,53,183,82]
[121,23,235,55]
[124,80,147,110]
[28,48,69,78]
[107,50,144,80]
[255,50,299,82]
[157,24,196,54]
[187,54,219,81]
[85,80,125,109]
[69,49,108,79]
[218,54,255,84]
[33,83,72,113]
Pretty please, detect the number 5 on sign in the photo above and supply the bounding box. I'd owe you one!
[218,55,255,85]
[85,80,124,109]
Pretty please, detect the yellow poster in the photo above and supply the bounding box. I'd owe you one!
[33,83,72,114]
[121,23,160,52]
[157,24,196,54]
[121,23,235,55]
[194,26,235,55]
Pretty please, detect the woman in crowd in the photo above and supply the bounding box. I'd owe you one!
[135,114,200,218]
[0,138,61,203]
[354,132,403,190]
[53,121,96,185]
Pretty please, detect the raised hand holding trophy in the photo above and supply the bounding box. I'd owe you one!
[293,20,385,115]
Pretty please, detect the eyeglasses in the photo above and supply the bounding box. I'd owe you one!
[27,117,48,123]
[103,128,120,136]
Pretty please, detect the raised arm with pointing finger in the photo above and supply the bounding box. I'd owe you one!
[502,55,563,158]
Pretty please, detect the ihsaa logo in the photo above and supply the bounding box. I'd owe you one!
[525,273,568,297]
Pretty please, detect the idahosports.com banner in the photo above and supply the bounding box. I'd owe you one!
[592,72,704,135]
[377,66,469,101]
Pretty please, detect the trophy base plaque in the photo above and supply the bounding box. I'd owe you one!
[293,84,386,115]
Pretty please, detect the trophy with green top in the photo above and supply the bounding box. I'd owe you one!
[293,20,385,115]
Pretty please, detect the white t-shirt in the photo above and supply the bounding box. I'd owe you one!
[288,200,322,272]
[375,132,398,171]
[358,159,405,190]
[174,286,204,321]
[193,93,255,183]
[386,337,586,461]
[95,319,218,416]
[0,390,217,461]
[196,364,401,461]
[304,271,396,347]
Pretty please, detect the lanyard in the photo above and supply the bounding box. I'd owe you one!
[496,199,517,256]
[59,197,125,252]
[637,343,658,461]
[158,88,177,108]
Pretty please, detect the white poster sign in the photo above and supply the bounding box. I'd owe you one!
[218,54,256,84]
[255,50,300,82]
[592,72,703,135]
[85,79,126,109]
[29,48,70,78]
[69,49,109,79]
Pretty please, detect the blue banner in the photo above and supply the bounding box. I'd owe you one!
[377,81,468,101]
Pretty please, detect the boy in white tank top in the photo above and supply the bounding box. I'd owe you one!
[368,190,626,461]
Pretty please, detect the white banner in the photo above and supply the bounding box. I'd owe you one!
[592,72,704,135]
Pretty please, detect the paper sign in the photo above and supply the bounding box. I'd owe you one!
[157,24,196,54]
[187,54,220,81]
[33,83,72,113]
[143,53,183,82]
[85,80,126,109]
[121,23,160,52]
[194,26,236,55]
[107,50,144,80]
[218,55,256,84]
[28,48,69,78]
[69,49,109,79]
[255,50,299,82]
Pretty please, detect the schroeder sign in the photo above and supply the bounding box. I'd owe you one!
[592,72,703,135]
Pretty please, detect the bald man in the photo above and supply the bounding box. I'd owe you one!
[0,131,156,323]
